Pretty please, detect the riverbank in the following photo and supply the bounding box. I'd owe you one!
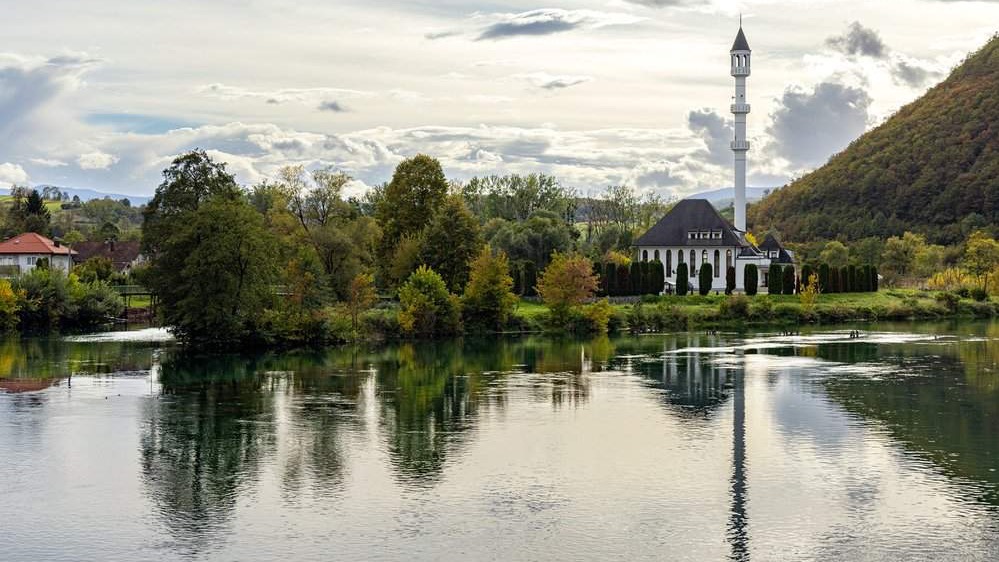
[513,289,999,333]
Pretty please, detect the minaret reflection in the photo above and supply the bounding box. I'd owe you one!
[728,359,749,561]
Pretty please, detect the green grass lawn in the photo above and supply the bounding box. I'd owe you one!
[0,195,64,213]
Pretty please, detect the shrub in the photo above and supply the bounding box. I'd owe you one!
[676,263,689,296]
[719,294,750,318]
[841,266,852,293]
[971,287,989,301]
[744,264,758,296]
[537,251,600,328]
[935,291,961,312]
[511,262,523,295]
[768,263,783,295]
[583,298,614,333]
[627,302,688,333]
[593,261,606,296]
[360,307,402,339]
[698,263,713,295]
[463,247,518,332]
[725,266,736,295]
[0,279,19,332]
[74,280,126,327]
[801,265,814,289]
[782,266,796,295]
[749,295,774,320]
[398,266,461,337]
[871,266,879,292]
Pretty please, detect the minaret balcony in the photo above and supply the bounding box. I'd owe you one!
[731,66,750,77]
[730,103,751,114]
[731,140,750,150]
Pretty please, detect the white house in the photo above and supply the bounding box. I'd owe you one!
[0,232,76,276]
[635,23,793,293]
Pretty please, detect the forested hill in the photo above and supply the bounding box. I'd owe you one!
[749,33,999,245]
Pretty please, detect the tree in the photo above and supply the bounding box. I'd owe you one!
[799,273,820,314]
[782,266,796,295]
[744,264,758,296]
[630,261,644,296]
[346,273,377,331]
[141,151,279,347]
[536,252,599,320]
[882,232,926,278]
[726,266,736,295]
[398,266,461,337]
[605,262,618,296]
[7,188,52,234]
[963,231,999,291]
[420,195,482,292]
[462,247,517,331]
[617,263,630,296]
[768,263,783,295]
[819,241,849,269]
[483,211,576,272]
[376,155,449,268]
[698,263,713,295]
[676,263,689,296]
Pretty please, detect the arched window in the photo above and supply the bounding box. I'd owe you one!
[701,250,708,267]
[726,249,733,272]
[665,250,672,277]
[714,250,720,278]
[677,250,683,263]
[654,249,660,261]
[689,250,696,277]
[642,250,648,262]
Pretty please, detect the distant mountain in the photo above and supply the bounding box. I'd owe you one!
[686,187,775,204]
[749,34,999,244]
[4,185,151,206]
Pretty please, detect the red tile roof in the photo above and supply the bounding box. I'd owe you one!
[0,233,76,255]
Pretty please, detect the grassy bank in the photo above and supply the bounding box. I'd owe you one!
[512,290,999,333]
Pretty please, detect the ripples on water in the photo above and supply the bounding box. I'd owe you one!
[0,321,997,561]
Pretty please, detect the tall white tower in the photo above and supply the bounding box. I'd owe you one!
[730,24,751,232]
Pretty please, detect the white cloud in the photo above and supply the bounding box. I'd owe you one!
[29,157,68,167]
[0,162,29,185]
[77,151,119,170]
[516,72,594,90]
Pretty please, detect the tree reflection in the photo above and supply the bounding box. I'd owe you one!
[141,353,277,554]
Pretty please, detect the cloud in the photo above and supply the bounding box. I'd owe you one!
[199,83,367,104]
[891,55,942,87]
[29,158,68,167]
[687,109,732,166]
[317,100,348,112]
[0,162,29,185]
[424,30,460,40]
[475,9,645,41]
[517,72,593,90]
[77,151,119,170]
[765,81,872,170]
[826,22,887,58]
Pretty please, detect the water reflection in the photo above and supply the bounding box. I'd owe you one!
[2,323,998,561]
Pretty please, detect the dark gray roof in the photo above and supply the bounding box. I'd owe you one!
[759,233,794,264]
[731,27,751,52]
[635,199,744,247]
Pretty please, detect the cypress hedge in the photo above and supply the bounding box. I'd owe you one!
[617,264,631,296]
[768,263,783,295]
[698,263,713,295]
[744,264,758,296]
[676,263,689,296]
[650,260,665,295]
[725,266,736,295]
[782,266,796,295]
[801,265,814,289]
[629,262,641,296]
[818,263,830,293]
[871,266,879,292]
[605,262,617,296]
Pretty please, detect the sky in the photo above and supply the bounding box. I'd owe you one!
[0,0,997,199]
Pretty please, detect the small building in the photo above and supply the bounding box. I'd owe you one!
[634,199,773,293]
[0,233,76,275]
[72,240,144,273]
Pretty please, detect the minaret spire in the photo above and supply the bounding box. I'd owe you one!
[730,22,751,232]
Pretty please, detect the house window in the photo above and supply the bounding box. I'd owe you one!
[700,231,710,239]
[26,256,37,266]
[762,272,769,287]
[712,230,722,239]
[642,250,648,262]
[770,250,779,259]
[714,250,720,277]
[665,250,672,277]
[654,250,660,262]
[689,250,696,277]
[688,232,696,240]
[677,250,683,263]
[726,250,733,272]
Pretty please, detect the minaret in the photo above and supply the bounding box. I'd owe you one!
[730,24,751,232]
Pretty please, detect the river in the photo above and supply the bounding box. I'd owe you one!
[1,322,997,561]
